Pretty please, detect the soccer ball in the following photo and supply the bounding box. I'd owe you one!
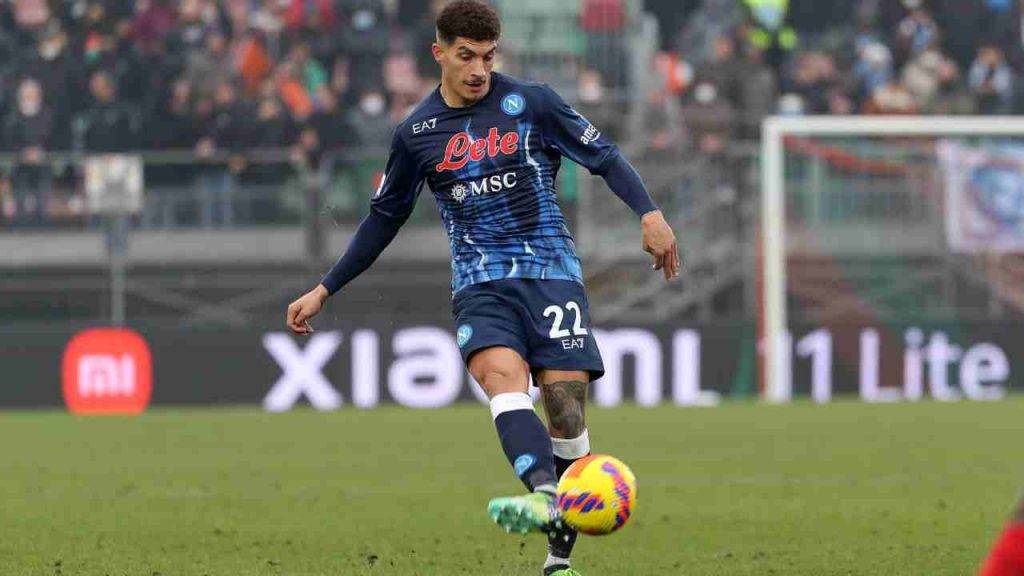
[556,454,637,535]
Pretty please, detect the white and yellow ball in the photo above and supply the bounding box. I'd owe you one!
[556,454,637,535]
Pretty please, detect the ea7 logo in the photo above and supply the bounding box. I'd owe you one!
[412,118,437,134]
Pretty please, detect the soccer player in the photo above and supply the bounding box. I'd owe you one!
[980,496,1024,576]
[285,1,678,574]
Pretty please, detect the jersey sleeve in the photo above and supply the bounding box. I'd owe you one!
[319,129,424,295]
[535,84,619,175]
[370,129,425,219]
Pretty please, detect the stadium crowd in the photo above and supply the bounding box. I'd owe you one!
[2,0,1023,226]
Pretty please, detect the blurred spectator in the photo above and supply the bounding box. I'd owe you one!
[129,0,176,49]
[642,88,684,159]
[149,78,198,149]
[78,71,141,152]
[741,0,797,71]
[734,46,777,132]
[675,0,744,64]
[862,81,918,114]
[412,0,447,82]
[194,80,249,228]
[785,52,839,114]
[295,86,353,169]
[187,31,234,98]
[893,1,938,67]
[827,89,854,114]
[927,57,976,115]
[680,82,736,157]
[968,44,1015,114]
[337,0,389,96]
[2,78,52,225]
[853,39,894,99]
[16,24,82,148]
[283,0,336,34]
[902,48,955,109]
[348,90,391,149]
[698,34,745,107]
[581,0,630,90]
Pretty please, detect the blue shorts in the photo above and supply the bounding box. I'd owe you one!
[452,279,605,382]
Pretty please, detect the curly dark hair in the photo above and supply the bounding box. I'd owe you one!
[436,0,501,44]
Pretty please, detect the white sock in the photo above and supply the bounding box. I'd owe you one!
[551,429,591,460]
[488,392,534,420]
[545,553,570,569]
[534,483,557,496]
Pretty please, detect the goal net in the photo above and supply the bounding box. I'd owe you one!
[760,117,1024,404]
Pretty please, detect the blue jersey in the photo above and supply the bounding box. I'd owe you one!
[372,73,620,294]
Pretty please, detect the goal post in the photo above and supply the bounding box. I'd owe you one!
[760,115,1024,403]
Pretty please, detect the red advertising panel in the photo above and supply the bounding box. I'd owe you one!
[62,328,152,415]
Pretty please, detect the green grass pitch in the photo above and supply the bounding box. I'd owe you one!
[2,398,1022,575]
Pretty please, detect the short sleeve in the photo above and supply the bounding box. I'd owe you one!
[370,130,425,219]
[536,84,619,175]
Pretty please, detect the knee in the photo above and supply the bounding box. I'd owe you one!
[474,367,529,397]
[469,350,530,398]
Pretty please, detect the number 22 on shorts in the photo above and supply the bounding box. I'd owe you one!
[543,301,589,339]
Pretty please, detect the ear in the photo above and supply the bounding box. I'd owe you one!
[432,42,444,64]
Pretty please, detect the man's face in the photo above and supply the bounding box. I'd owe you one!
[90,75,115,103]
[433,37,496,105]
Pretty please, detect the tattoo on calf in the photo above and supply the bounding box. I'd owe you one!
[543,380,588,437]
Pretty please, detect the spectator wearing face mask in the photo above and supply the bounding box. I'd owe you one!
[348,90,390,149]
[338,0,389,96]
[680,81,736,157]
[2,78,53,225]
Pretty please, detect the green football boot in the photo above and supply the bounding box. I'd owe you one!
[487,491,563,535]
[544,568,581,576]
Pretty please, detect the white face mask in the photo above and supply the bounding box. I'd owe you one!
[352,9,376,31]
[579,80,603,104]
[20,95,42,116]
[694,83,717,105]
[360,95,385,116]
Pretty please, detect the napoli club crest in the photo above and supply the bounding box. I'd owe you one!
[451,182,468,204]
[501,93,525,116]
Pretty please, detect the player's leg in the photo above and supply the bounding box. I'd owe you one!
[538,369,590,576]
[980,495,1024,576]
[470,346,565,535]
[469,346,560,494]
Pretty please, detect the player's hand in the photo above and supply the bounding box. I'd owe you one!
[286,284,329,335]
[641,210,680,281]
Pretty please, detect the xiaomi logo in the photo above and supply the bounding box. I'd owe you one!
[62,328,152,414]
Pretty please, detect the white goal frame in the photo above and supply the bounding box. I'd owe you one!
[760,115,1024,403]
